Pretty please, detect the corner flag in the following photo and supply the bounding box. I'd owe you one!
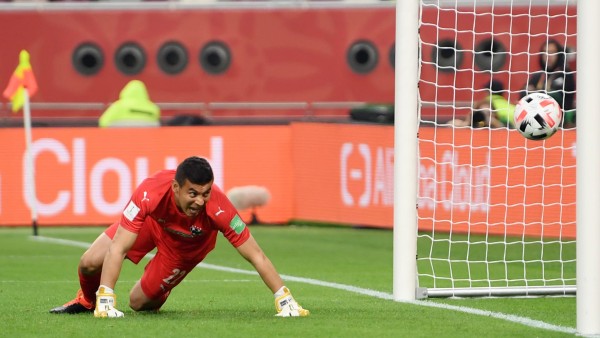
[3,50,40,236]
[3,50,38,113]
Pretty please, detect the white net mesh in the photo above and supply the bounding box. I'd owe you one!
[417,0,576,296]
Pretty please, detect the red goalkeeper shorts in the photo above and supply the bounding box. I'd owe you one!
[104,222,199,300]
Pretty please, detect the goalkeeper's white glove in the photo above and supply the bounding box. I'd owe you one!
[274,286,309,317]
[94,285,124,318]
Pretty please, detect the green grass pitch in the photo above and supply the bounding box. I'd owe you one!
[0,225,576,337]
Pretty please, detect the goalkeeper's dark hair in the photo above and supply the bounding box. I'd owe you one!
[175,156,214,185]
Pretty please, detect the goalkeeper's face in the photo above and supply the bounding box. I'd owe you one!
[172,179,213,217]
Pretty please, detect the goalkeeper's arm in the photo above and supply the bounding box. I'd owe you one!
[94,225,138,318]
[235,234,309,317]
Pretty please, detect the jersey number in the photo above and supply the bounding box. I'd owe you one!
[163,268,187,285]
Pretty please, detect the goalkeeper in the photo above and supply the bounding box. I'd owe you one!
[49,156,309,318]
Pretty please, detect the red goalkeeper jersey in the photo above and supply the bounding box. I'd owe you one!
[119,169,249,262]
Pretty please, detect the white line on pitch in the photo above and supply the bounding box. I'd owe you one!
[31,235,577,335]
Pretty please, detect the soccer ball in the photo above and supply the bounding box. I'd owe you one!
[513,93,563,140]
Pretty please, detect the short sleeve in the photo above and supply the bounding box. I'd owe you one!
[119,181,154,233]
[208,186,250,248]
[221,214,250,248]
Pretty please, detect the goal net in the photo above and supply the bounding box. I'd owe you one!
[415,0,577,298]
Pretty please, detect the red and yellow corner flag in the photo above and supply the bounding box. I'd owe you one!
[3,50,38,113]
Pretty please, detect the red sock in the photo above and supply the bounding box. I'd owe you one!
[78,268,101,306]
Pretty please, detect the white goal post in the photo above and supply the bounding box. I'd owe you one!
[575,0,600,335]
[393,0,600,334]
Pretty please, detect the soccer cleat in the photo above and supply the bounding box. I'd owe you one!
[49,289,94,314]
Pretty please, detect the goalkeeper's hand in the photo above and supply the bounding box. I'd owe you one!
[274,286,309,317]
[94,285,124,318]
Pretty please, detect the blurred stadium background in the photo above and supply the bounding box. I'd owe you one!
[0,0,577,229]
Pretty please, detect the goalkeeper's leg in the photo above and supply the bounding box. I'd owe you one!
[128,252,193,312]
[79,231,115,303]
[49,231,112,314]
[129,280,171,311]
[50,222,157,314]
